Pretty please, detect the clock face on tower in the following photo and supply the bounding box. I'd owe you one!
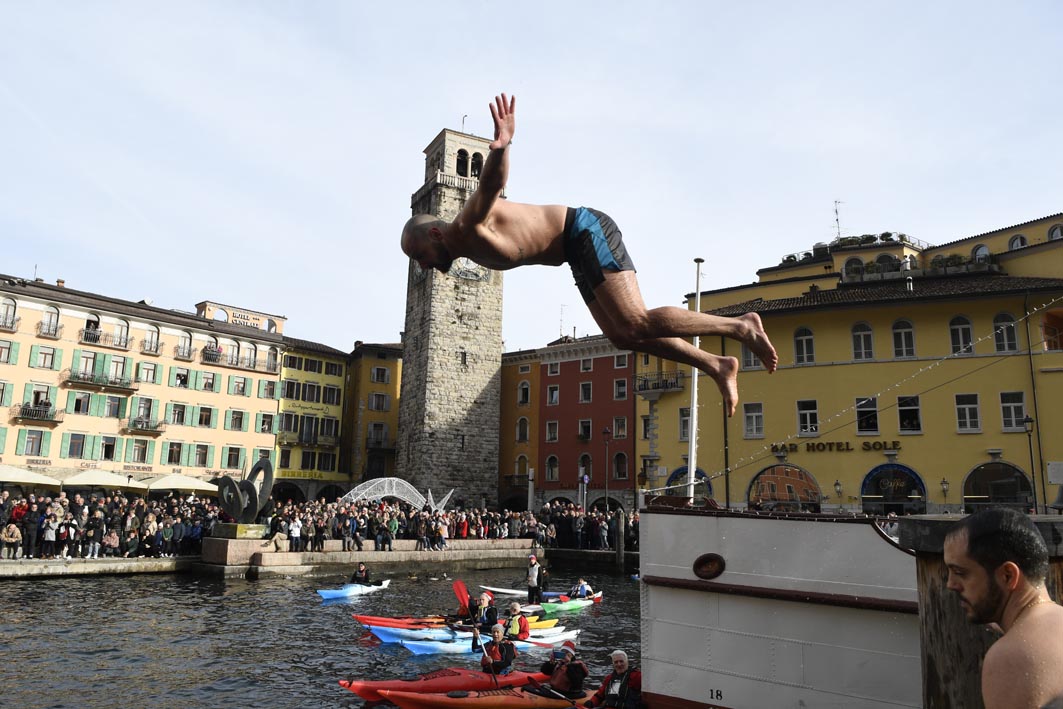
[451,257,489,281]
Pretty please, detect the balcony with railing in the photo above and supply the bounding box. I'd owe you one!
[411,170,481,209]
[0,315,20,333]
[10,403,64,424]
[63,368,139,392]
[140,339,163,355]
[125,416,166,434]
[200,348,280,374]
[174,345,197,361]
[635,371,686,400]
[78,328,132,350]
[36,321,63,339]
[278,431,299,446]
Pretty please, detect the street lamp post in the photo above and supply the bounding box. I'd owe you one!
[1024,415,1039,513]
[940,478,950,511]
[602,426,612,513]
[833,480,843,510]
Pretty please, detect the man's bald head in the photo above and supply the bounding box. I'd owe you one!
[401,215,452,273]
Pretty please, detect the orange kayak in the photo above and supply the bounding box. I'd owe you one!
[339,669,549,702]
[379,686,593,708]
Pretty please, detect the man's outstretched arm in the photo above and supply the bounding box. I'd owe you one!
[462,93,515,226]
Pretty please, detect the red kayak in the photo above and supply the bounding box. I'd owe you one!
[339,668,549,702]
[352,613,450,628]
[379,686,593,708]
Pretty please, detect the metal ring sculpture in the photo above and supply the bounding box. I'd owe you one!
[217,458,274,524]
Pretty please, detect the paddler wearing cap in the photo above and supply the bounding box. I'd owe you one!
[527,554,544,604]
[529,640,588,699]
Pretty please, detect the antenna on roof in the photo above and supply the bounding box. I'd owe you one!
[559,304,566,337]
[834,200,844,240]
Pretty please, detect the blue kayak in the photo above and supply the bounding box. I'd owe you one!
[366,624,567,643]
[397,629,582,655]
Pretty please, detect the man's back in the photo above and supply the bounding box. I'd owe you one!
[456,200,568,270]
[984,604,1063,708]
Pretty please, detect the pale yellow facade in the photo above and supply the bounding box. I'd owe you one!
[344,342,402,483]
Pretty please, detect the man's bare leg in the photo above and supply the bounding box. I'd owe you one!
[592,271,778,372]
[586,301,740,416]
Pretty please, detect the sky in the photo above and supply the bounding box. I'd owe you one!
[1,2,1060,353]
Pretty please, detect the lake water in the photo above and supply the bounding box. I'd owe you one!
[3,565,640,707]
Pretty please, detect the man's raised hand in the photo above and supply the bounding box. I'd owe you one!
[489,93,515,150]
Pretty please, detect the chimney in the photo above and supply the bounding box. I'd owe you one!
[56,279,65,288]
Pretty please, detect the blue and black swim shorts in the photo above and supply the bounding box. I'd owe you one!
[563,207,637,304]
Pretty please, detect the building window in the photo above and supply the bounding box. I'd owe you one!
[300,451,316,470]
[170,404,186,425]
[579,454,592,481]
[579,382,592,403]
[194,407,211,427]
[104,396,122,418]
[1050,224,1063,241]
[318,452,337,472]
[0,340,11,364]
[516,417,529,442]
[226,447,242,469]
[262,381,277,399]
[545,421,558,442]
[231,410,247,431]
[641,416,651,439]
[794,328,815,365]
[547,362,560,376]
[100,436,117,461]
[167,442,183,465]
[844,257,863,277]
[642,353,651,366]
[615,354,628,368]
[955,394,980,432]
[613,416,627,439]
[518,364,531,374]
[518,381,530,405]
[950,316,974,355]
[1000,392,1025,431]
[371,367,389,383]
[136,398,154,420]
[283,380,300,399]
[67,433,86,459]
[174,368,190,388]
[893,320,915,358]
[898,396,922,433]
[110,356,126,380]
[741,344,763,370]
[993,313,1018,353]
[284,355,303,370]
[73,392,91,414]
[368,393,389,411]
[201,371,216,391]
[972,244,990,263]
[578,419,592,440]
[856,397,878,434]
[851,323,874,360]
[132,440,148,463]
[194,444,209,467]
[233,377,248,396]
[580,358,593,372]
[456,149,469,177]
[614,379,627,400]
[24,430,44,456]
[1009,235,1027,250]
[323,417,343,439]
[679,407,690,441]
[279,449,291,468]
[797,400,818,435]
[303,358,322,374]
[546,385,559,406]
[545,456,559,481]
[260,413,274,433]
[280,413,298,433]
[79,350,95,374]
[138,362,157,383]
[325,362,342,376]
[323,386,341,405]
[36,346,56,369]
[300,382,320,402]
[744,403,764,438]
[614,452,628,480]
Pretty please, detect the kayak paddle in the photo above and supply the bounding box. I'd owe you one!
[526,677,580,707]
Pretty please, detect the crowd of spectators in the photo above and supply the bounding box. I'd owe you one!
[0,487,640,561]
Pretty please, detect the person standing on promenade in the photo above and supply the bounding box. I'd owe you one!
[400,93,778,417]
[944,507,1063,708]
[585,649,646,708]
[21,502,40,559]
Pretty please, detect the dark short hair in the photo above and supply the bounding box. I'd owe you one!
[947,507,1049,582]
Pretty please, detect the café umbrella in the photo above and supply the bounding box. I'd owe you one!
[0,464,62,489]
[61,469,149,491]
[146,473,218,494]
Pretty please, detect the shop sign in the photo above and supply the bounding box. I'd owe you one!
[771,440,902,454]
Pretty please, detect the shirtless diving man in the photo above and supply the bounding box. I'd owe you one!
[400,93,777,416]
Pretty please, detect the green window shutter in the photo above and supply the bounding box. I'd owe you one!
[227,376,236,395]
[191,406,200,426]
[8,342,18,364]
[255,413,263,432]
[239,448,246,470]
[153,364,163,385]
[99,354,112,376]
[89,394,104,417]
[29,345,39,368]
[60,432,70,459]
[23,383,33,404]
[274,383,281,401]
[129,396,140,420]
[165,403,173,423]
[241,413,249,432]
[147,440,156,464]
[206,445,215,468]
[118,398,128,418]
[258,380,266,398]
[48,386,58,404]
[113,437,124,462]
[225,410,233,430]
[210,409,219,429]
[168,367,178,387]
[124,439,134,463]
[52,348,63,371]
[244,378,252,397]
[91,435,103,460]
[0,385,11,406]
[66,391,77,413]
[0,427,6,454]
[41,430,52,456]
[16,429,27,455]
[71,348,82,370]
[182,444,194,467]
[220,446,229,467]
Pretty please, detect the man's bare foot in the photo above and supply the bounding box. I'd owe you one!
[710,356,740,417]
[739,312,777,373]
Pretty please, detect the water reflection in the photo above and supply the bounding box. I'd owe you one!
[3,568,640,707]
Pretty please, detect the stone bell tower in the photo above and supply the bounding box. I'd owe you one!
[396,128,503,507]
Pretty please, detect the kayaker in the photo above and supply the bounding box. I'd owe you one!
[349,561,370,585]
[503,601,530,641]
[469,592,498,633]
[472,623,517,675]
[527,554,544,604]
[531,640,588,699]
[569,577,594,598]
[585,649,646,708]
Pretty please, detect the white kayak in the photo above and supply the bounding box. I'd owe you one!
[480,585,564,599]
[399,629,582,655]
[317,579,390,599]
[367,624,568,643]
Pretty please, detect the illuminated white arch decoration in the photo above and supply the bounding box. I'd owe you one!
[339,477,454,511]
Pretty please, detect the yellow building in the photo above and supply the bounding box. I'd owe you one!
[645,213,1063,514]
[0,279,282,486]
[273,337,349,502]
[343,341,402,483]
[499,348,541,508]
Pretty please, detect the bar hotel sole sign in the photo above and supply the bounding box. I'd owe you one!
[772,440,902,454]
